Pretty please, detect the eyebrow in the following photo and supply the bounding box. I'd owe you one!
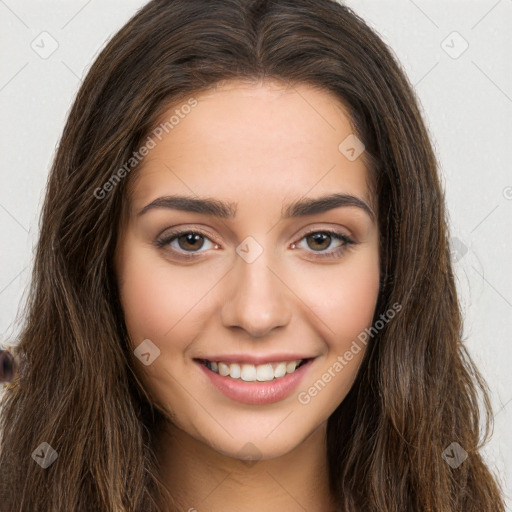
[137,193,375,222]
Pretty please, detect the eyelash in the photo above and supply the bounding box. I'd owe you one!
[154,228,355,261]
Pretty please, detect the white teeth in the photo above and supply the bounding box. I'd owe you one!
[256,363,274,382]
[241,364,257,381]
[218,362,230,376]
[286,361,297,373]
[229,363,241,379]
[274,362,287,378]
[204,359,305,381]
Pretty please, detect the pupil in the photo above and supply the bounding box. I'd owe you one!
[179,233,203,251]
[177,233,331,252]
[308,233,329,251]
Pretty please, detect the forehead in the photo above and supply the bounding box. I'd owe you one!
[127,79,375,216]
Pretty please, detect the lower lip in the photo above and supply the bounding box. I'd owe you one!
[196,359,314,405]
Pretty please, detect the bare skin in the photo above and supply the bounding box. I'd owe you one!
[114,79,380,512]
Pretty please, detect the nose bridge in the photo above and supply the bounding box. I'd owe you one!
[220,235,291,337]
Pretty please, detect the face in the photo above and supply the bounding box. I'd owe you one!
[114,79,380,461]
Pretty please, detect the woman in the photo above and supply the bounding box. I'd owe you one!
[0,0,505,510]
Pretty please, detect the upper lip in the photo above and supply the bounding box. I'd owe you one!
[194,354,315,365]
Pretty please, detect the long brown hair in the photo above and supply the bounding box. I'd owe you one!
[0,0,505,510]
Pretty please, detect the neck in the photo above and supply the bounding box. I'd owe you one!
[155,420,339,512]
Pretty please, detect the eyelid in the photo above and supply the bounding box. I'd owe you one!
[154,224,356,260]
[291,227,355,260]
[155,224,221,245]
[295,224,354,241]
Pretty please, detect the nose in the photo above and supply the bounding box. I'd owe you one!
[220,247,292,338]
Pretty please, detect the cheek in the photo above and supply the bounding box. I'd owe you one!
[336,269,380,340]
[118,241,380,346]
[294,257,379,409]
[119,267,171,342]
[117,245,219,348]
[117,242,176,342]
[298,251,380,349]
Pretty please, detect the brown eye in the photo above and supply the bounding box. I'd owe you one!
[305,232,332,251]
[155,229,218,259]
[176,232,206,252]
[293,229,355,260]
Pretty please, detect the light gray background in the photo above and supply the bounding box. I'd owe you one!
[0,0,511,508]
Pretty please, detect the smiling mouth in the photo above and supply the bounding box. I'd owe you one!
[196,358,311,382]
